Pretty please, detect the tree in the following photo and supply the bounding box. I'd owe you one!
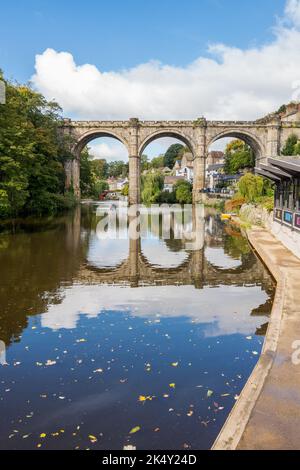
[238,173,264,202]
[121,183,129,196]
[0,72,74,218]
[80,148,93,196]
[141,154,150,171]
[91,158,108,179]
[175,180,192,204]
[150,155,164,169]
[141,173,164,205]
[224,140,255,174]
[163,144,185,168]
[281,134,298,156]
[107,160,128,178]
[91,180,109,199]
[293,142,300,155]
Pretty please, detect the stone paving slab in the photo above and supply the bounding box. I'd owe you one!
[212,227,300,450]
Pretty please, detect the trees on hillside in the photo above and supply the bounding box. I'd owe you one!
[0,71,75,218]
[163,144,185,168]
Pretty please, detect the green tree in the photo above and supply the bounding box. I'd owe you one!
[0,72,74,218]
[175,180,193,204]
[80,148,93,196]
[91,158,108,179]
[238,173,264,202]
[91,180,109,199]
[293,142,300,155]
[141,154,150,171]
[281,134,298,156]
[224,140,255,174]
[107,160,128,178]
[121,183,129,196]
[163,144,185,168]
[141,173,164,205]
[150,155,165,169]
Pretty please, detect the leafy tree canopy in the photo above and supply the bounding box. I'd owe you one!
[0,72,75,218]
[141,173,164,205]
[175,180,193,204]
[163,144,185,168]
[224,139,255,175]
[281,134,300,156]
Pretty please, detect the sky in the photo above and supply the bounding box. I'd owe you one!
[1,0,300,160]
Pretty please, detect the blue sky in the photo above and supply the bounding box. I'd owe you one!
[0,0,286,83]
[1,0,298,160]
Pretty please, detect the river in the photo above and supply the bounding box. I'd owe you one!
[0,202,275,450]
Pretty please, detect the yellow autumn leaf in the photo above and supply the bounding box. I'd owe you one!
[40,433,46,438]
[171,362,179,367]
[129,426,141,434]
[138,395,153,402]
[169,383,176,389]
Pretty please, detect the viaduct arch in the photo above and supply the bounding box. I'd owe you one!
[61,113,300,204]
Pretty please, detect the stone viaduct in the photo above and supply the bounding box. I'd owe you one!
[61,106,300,204]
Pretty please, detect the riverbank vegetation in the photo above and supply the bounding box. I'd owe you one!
[224,140,255,175]
[141,172,193,205]
[225,173,274,214]
[0,71,76,219]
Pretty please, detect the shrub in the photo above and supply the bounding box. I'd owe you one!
[175,180,193,204]
[238,173,264,202]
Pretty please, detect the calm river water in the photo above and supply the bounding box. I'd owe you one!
[0,203,275,450]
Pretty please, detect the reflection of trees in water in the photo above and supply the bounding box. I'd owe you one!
[223,232,251,259]
[0,209,86,346]
[164,236,186,253]
[0,205,275,347]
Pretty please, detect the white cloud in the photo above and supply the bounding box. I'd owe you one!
[285,0,300,26]
[41,283,269,337]
[31,1,300,121]
[88,139,128,162]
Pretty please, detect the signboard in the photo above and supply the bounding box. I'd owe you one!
[294,213,300,230]
[274,208,282,221]
[283,210,293,225]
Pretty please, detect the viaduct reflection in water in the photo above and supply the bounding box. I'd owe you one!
[0,204,274,347]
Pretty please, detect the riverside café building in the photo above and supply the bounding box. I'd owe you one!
[256,157,300,231]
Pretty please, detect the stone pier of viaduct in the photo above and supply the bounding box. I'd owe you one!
[61,109,300,204]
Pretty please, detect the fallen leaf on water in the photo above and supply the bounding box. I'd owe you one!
[129,426,141,434]
[171,362,179,367]
[138,395,153,402]
[45,360,56,367]
[207,390,214,398]
[169,383,176,389]
[201,421,210,427]
[40,433,46,438]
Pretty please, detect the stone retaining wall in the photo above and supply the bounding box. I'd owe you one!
[239,204,300,259]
